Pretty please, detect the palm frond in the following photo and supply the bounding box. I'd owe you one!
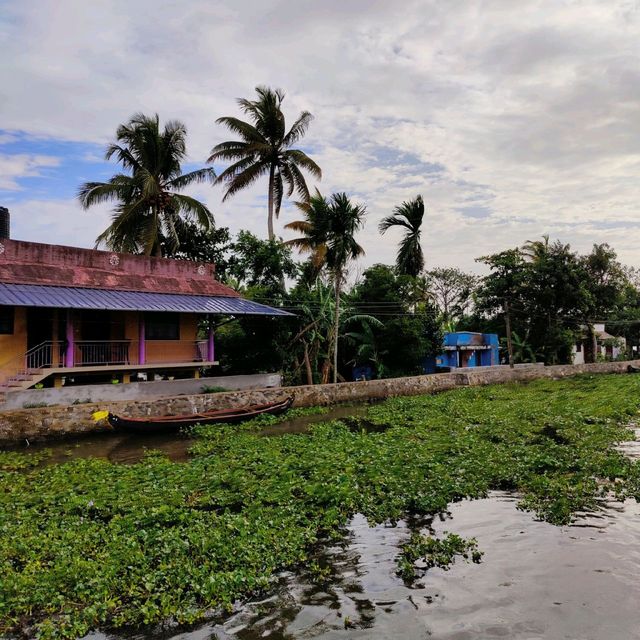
[379,214,412,233]
[214,117,265,144]
[283,111,314,147]
[170,194,214,229]
[219,160,270,200]
[168,167,216,190]
[285,149,322,179]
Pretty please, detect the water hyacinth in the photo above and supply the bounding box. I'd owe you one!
[0,374,639,638]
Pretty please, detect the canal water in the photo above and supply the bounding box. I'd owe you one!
[9,404,371,466]
[82,493,640,640]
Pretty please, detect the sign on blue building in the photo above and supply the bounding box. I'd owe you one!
[434,331,500,370]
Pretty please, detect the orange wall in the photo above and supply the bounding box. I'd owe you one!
[146,314,199,364]
[0,309,203,378]
[0,307,28,380]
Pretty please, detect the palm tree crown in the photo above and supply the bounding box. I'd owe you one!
[209,86,322,240]
[379,195,426,277]
[78,113,215,256]
[286,190,366,383]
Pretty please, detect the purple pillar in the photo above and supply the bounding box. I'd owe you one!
[138,314,146,365]
[207,315,215,362]
[65,310,75,367]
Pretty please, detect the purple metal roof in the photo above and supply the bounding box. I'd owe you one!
[0,283,293,316]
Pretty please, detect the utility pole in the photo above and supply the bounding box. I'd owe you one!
[504,299,514,368]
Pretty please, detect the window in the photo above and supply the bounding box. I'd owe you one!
[145,313,180,340]
[0,306,14,334]
[575,342,582,353]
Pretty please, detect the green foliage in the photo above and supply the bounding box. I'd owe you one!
[22,401,49,409]
[2,375,639,638]
[379,195,426,277]
[424,267,478,329]
[209,85,321,240]
[200,386,227,394]
[78,113,215,256]
[172,222,231,277]
[349,265,443,377]
[396,532,482,581]
[475,239,632,365]
[285,190,367,383]
[227,231,298,292]
[0,449,51,471]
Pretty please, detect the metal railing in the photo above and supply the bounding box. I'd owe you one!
[0,341,65,387]
[0,339,213,387]
[74,340,131,366]
[195,340,209,361]
[25,341,66,370]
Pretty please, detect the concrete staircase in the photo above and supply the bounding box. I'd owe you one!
[0,341,58,399]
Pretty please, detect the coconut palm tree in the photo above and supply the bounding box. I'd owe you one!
[285,190,366,383]
[78,113,215,256]
[379,195,426,277]
[208,86,322,240]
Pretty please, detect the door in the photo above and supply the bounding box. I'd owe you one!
[26,308,56,368]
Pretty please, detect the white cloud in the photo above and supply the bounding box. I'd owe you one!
[0,154,61,190]
[2,0,640,272]
[8,198,111,248]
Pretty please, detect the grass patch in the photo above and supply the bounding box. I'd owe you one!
[199,385,227,394]
[1,374,639,638]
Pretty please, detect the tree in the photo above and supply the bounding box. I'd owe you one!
[78,113,215,256]
[425,267,478,329]
[474,238,621,365]
[379,195,426,276]
[171,221,231,277]
[209,86,322,240]
[227,231,298,294]
[350,265,443,378]
[285,190,366,382]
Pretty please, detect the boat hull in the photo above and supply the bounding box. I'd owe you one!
[106,397,294,433]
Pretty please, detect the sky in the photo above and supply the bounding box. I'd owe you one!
[1,0,640,274]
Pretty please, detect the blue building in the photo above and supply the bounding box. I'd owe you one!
[435,331,500,369]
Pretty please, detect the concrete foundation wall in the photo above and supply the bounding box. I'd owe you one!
[1,373,282,411]
[0,360,637,443]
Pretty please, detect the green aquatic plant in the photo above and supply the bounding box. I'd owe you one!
[0,449,51,471]
[0,374,639,638]
[396,532,483,581]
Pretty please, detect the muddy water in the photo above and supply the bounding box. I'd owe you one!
[84,493,640,640]
[8,404,370,466]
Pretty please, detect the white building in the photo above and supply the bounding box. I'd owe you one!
[573,323,626,364]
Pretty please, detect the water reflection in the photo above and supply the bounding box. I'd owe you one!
[85,494,640,640]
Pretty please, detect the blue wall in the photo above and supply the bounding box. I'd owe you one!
[435,332,500,369]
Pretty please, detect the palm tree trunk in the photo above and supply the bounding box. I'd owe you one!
[267,164,275,241]
[303,340,313,385]
[333,273,341,384]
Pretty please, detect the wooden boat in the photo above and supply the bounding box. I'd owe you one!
[93,397,294,433]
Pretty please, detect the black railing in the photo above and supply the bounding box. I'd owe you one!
[74,341,131,366]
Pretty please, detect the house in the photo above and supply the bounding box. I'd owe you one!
[0,207,290,392]
[435,331,500,369]
[573,323,626,364]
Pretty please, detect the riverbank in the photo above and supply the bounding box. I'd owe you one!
[1,374,639,638]
[0,360,638,443]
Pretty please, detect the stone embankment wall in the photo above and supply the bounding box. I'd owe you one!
[1,373,282,411]
[0,360,637,443]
